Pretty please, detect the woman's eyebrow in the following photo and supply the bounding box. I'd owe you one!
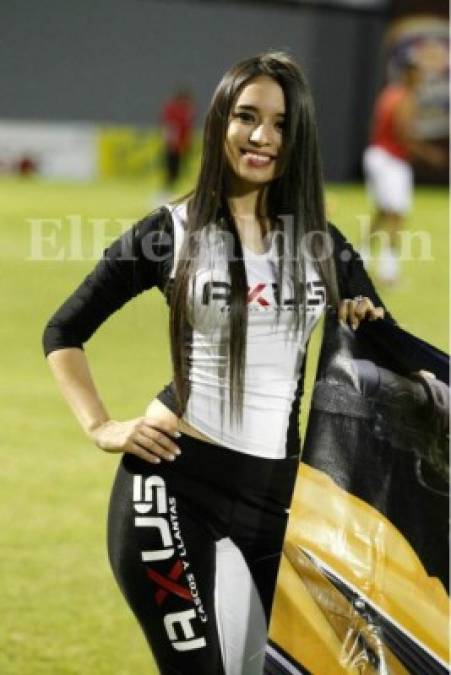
[235,104,286,117]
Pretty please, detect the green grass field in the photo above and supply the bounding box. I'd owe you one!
[1,176,448,674]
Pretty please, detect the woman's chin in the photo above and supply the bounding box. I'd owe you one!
[231,171,275,192]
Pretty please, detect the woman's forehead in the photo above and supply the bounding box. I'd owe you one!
[233,76,285,115]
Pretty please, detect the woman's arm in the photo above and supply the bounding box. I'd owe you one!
[42,209,172,356]
[43,208,180,464]
[47,348,110,434]
[47,348,180,463]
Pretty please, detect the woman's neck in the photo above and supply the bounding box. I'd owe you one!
[227,185,269,221]
[227,187,273,251]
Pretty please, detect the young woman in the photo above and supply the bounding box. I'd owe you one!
[43,51,388,675]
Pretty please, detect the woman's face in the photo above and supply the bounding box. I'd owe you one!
[224,75,286,192]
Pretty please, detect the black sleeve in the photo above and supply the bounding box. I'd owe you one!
[328,222,396,324]
[42,207,173,356]
[156,381,179,414]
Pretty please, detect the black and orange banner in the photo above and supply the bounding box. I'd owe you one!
[266,315,449,674]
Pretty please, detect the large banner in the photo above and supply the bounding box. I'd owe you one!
[0,121,98,180]
[267,316,449,674]
[0,122,172,180]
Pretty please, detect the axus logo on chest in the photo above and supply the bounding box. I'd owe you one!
[202,280,326,309]
[133,475,208,652]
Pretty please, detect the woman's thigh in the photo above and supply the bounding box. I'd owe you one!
[107,456,225,675]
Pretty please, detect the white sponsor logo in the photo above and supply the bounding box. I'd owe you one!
[133,475,207,651]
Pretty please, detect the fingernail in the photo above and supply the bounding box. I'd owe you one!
[352,322,358,331]
[174,431,182,438]
[153,457,161,464]
[174,448,181,455]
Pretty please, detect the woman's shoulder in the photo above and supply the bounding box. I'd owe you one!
[134,204,174,238]
[135,200,188,242]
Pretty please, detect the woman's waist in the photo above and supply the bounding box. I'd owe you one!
[145,396,217,445]
[144,398,299,469]
[179,416,218,444]
[148,390,298,450]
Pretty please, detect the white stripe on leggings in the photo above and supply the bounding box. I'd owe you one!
[214,537,267,675]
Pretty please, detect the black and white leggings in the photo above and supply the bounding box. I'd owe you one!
[107,433,298,675]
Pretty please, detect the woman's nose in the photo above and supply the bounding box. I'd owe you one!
[249,123,272,145]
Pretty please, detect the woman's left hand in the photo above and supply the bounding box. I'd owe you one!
[338,296,385,331]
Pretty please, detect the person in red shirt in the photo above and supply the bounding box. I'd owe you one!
[160,88,195,190]
[363,61,446,283]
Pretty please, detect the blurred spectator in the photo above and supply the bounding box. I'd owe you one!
[362,59,447,284]
[160,87,195,192]
[16,155,38,176]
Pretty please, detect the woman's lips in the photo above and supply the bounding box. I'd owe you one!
[241,151,275,167]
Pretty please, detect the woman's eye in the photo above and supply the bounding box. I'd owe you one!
[235,112,254,123]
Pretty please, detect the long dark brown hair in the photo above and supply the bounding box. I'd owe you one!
[169,50,339,425]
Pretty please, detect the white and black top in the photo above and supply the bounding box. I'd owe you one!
[43,203,391,459]
[169,203,325,458]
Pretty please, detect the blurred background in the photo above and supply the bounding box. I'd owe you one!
[1,1,448,673]
[1,0,448,182]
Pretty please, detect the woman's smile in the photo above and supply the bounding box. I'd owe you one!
[240,149,276,168]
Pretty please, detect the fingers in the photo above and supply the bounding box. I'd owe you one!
[372,306,385,320]
[142,416,181,443]
[135,427,181,462]
[129,440,163,465]
[338,297,385,330]
[337,298,350,324]
[130,417,181,461]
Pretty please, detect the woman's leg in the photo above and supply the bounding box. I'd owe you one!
[107,456,226,675]
[106,438,298,675]
[207,486,293,675]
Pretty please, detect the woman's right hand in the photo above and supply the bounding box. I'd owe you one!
[90,417,181,464]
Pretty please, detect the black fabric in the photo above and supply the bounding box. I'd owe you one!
[284,355,306,455]
[302,312,449,589]
[328,222,396,325]
[108,433,298,675]
[356,318,449,384]
[42,207,175,356]
[157,381,179,415]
